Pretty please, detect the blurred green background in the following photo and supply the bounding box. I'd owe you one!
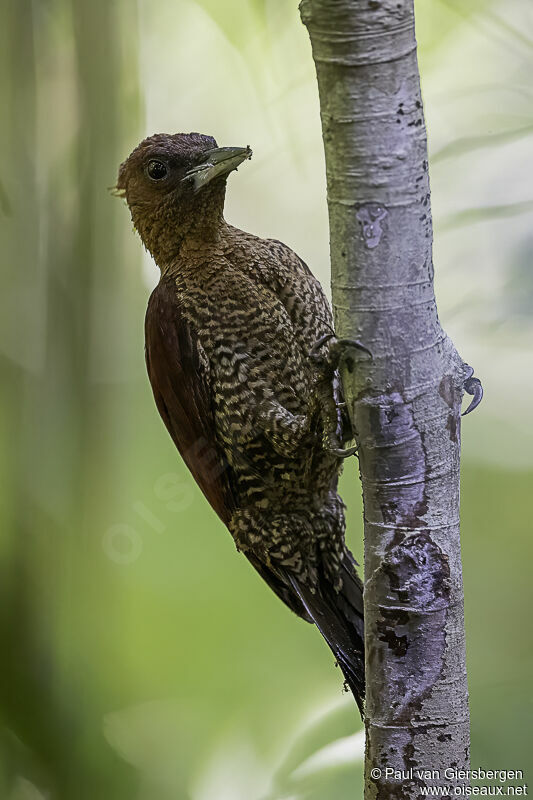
[1,0,532,797]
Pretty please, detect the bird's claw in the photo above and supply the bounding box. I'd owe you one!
[309,333,335,360]
[311,336,366,458]
[462,365,483,416]
[326,429,358,459]
[330,444,358,459]
[334,337,373,362]
[309,334,372,373]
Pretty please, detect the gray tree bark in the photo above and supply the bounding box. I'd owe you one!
[300,1,479,796]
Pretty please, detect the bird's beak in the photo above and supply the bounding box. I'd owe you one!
[182,146,252,191]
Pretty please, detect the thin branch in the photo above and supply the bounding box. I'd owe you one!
[300,0,475,796]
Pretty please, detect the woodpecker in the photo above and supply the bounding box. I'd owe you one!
[117,132,365,713]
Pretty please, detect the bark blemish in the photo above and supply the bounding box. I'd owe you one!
[382,533,450,608]
[356,392,428,528]
[404,741,416,768]
[356,204,388,249]
[370,534,451,720]
[440,376,460,441]
[381,500,399,524]
[378,608,410,656]
[439,375,455,408]
[446,412,458,443]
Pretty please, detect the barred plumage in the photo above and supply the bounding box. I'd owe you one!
[117,132,365,713]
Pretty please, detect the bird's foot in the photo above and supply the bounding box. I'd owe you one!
[330,444,358,459]
[462,365,483,416]
[325,430,358,459]
[309,334,372,375]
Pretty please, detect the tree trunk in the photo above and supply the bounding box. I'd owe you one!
[300,1,477,796]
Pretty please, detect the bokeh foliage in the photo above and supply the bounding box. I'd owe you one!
[0,0,531,797]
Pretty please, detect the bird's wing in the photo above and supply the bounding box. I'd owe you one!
[145,278,238,525]
[145,278,316,622]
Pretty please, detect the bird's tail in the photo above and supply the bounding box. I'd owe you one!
[286,549,365,716]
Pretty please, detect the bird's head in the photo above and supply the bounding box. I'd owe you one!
[115,132,252,263]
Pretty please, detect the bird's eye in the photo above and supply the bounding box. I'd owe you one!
[147,160,168,181]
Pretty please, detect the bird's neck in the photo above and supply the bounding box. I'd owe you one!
[140,181,228,270]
